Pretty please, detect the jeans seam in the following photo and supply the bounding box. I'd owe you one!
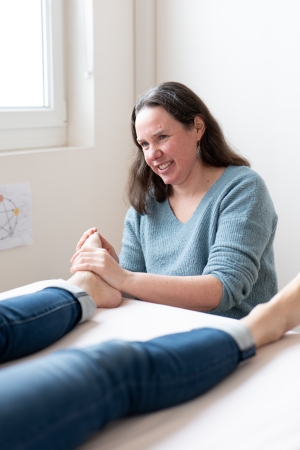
[129,353,238,387]
[74,344,238,400]
[95,351,238,408]
[0,301,78,329]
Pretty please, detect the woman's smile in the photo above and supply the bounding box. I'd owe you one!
[157,161,173,171]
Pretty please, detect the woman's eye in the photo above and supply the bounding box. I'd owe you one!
[140,142,148,149]
[158,135,167,140]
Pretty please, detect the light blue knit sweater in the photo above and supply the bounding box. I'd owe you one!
[119,165,278,319]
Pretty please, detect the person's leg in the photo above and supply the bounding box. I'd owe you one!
[0,233,122,363]
[0,325,253,450]
[2,273,300,449]
[0,286,83,363]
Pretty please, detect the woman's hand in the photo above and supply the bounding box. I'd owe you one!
[70,247,126,291]
[76,228,119,263]
[98,234,119,263]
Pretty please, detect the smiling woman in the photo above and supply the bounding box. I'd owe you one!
[71,81,278,319]
[135,106,205,189]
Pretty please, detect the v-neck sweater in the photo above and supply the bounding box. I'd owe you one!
[119,165,278,319]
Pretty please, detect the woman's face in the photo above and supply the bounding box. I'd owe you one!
[135,106,205,188]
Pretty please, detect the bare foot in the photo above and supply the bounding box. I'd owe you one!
[68,271,122,308]
[68,229,122,308]
[241,272,300,348]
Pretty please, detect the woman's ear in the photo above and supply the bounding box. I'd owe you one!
[194,115,206,138]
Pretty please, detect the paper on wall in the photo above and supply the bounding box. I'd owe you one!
[0,183,33,251]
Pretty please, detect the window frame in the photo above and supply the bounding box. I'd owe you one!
[0,0,67,151]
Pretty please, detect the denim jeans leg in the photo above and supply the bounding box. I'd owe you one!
[0,287,82,363]
[0,327,255,450]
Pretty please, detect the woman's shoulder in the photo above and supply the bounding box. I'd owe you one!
[219,165,269,194]
[218,165,277,222]
[225,165,262,181]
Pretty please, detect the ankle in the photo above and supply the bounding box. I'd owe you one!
[241,301,285,348]
[68,271,95,296]
[68,270,122,309]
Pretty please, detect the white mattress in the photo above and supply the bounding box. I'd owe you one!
[1,281,300,450]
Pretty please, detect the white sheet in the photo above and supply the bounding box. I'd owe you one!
[1,283,300,449]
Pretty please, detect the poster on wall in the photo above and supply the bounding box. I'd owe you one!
[0,182,33,251]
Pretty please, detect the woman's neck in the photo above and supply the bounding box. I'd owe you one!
[168,164,226,223]
[169,163,226,200]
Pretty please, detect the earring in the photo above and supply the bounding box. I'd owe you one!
[197,141,201,159]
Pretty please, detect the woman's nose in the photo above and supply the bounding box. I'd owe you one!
[148,144,162,160]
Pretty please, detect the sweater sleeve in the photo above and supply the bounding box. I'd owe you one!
[202,173,277,314]
[119,207,147,272]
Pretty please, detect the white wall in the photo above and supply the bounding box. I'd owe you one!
[0,0,134,292]
[153,0,300,288]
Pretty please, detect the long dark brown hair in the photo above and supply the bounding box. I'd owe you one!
[128,81,250,214]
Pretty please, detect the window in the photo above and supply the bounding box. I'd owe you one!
[0,0,66,152]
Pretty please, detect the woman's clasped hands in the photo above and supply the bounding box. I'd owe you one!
[70,228,127,291]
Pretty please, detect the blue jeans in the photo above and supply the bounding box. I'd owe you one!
[0,320,256,450]
[0,287,82,363]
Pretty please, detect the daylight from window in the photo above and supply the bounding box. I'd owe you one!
[0,0,48,108]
